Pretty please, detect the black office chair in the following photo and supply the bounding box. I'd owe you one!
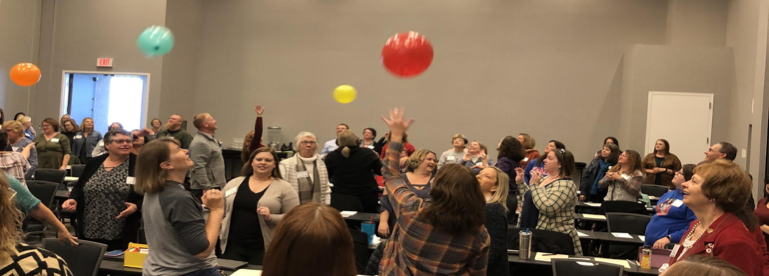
[599,201,648,215]
[349,228,370,274]
[70,164,86,177]
[508,227,575,255]
[43,238,106,276]
[23,180,59,239]
[641,184,669,197]
[34,169,66,189]
[552,259,623,276]
[606,212,652,260]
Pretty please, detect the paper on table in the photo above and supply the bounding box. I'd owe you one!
[340,211,357,217]
[581,214,606,220]
[585,202,601,207]
[534,252,569,262]
[612,232,633,239]
[593,257,630,269]
[230,269,262,276]
[577,231,588,237]
[639,235,645,242]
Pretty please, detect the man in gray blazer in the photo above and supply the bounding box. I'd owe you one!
[189,113,225,199]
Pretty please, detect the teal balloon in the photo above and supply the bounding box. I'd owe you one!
[137,26,175,57]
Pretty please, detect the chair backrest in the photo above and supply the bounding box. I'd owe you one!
[606,212,652,235]
[70,165,86,177]
[507,227,575,255]
[330,193,364,212]
[641,184,669,197]
[552,259,623,276]
[43,238,106,276]
[348,228,369,274]
[34,169,66,186]
[600,201,647,215]
[25,180,59,207]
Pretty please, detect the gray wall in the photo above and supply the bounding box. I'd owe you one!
[0,0,42,120]
[159,0,202,125]
[619,45,734,164]
[190,0,669,161]
[35,0,167,128]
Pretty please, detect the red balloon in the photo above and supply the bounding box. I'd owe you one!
[381,31,434,78]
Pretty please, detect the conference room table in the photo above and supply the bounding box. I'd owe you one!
[575,201,655,214]
[99,256,262,276]
[507,253,660,275]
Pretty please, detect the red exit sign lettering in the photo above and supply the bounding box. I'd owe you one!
[97,58,113,67]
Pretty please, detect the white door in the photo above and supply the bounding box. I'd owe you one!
[645,92,713,165]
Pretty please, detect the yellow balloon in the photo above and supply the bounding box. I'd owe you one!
[333,85,357,104]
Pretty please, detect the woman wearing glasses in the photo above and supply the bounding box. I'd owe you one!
[61,129,143,250]
[278,132,331,205]
[645,164,697,249]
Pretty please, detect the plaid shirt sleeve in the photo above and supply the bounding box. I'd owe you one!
[382,142,422,219]
[468,237,491,275]
[531,179,574,217]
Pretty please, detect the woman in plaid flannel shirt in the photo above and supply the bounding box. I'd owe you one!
[515,149,583,256]
[378,108,490,276]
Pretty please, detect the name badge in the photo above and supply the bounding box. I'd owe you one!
[11,146,18,152]
[74,135,83,139]
[522,157,529,162]
[367,145,374,149]
[296,171,310,178]
[670,244,681,257]
[51,138,59,143]
[475,162,483,166]
[672,199,683,207]
[126,177,136,185]
[447,156,455,161]
[225,189,237,198]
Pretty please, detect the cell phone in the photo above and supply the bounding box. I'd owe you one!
[104,250,124,257]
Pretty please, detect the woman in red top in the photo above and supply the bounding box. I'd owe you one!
[755,179,769,247]
[241,105,266,163]
[669,160,767,276]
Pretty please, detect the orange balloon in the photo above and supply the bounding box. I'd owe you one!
[10,63,41,87]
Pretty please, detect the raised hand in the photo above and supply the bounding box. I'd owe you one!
[255,105,265,116]
[514,167,525,183]
[380,108,414,142]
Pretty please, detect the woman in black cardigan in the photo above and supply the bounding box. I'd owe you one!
[61,129,142,250]
[324,130,382,213]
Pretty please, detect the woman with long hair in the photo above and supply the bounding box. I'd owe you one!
[378,108,489,275]
[377,148,436,238]
[515,149,582,255]
[135,138,225,275]
[477,167,510,275]
[642,139,682,189]
[580,143,621,203]
[0,173,74,275]
[33,118,70,170]
[72,117,102,164]
[262,202,357,276]
[219,147,299,265]
[495,136,525,217]
[645,164,697,249]
[325,130,382,213]
[60,119,79,149]
[600,150,644,202]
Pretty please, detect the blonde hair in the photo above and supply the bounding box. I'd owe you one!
[193,113,210,130]
[134,138,179,194]
[519,133,536,150]
[407,149,436,172]
[80,117,94,133]
[337,130,359,158]
[18,116,31,124]
[0,173,23,257]
[486,167,510,212]
[2,121,24,135]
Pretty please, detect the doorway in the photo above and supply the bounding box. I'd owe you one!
[61,71,149,135]
[644,91,713,165]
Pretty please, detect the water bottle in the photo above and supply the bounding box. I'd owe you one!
[519,229,532,260]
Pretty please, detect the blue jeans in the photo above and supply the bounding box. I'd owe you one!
[180,267,222,276]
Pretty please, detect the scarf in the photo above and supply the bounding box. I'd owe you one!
[591,158,611,195]
[295,155,321,204]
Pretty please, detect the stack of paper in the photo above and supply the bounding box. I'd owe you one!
[639,235,645,242]
[340,211,357,217]
[577,231,588,237]
[534,252,569,262]
[581,214,606,220]
[230,269,262,276]
[611,232,633,239]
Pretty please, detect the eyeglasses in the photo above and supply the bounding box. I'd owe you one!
[675,171,684,176]
[300,141,316,145]
[112,139,132,144]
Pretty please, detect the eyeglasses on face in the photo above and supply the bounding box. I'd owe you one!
[112,139,132,144]
[300,141,316,145]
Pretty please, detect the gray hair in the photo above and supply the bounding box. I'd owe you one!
[104,128,132,144]
[293,131,317,151]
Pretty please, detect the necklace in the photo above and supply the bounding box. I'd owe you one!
[678,213,722,260]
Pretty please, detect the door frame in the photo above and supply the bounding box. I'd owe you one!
[644,91,714,157]
[60,70,151,128]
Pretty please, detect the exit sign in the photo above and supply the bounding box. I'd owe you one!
[97,58,113,67]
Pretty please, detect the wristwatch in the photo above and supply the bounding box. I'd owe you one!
[665,235,672,241]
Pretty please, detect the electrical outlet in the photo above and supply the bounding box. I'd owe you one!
[742,149,747,158]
